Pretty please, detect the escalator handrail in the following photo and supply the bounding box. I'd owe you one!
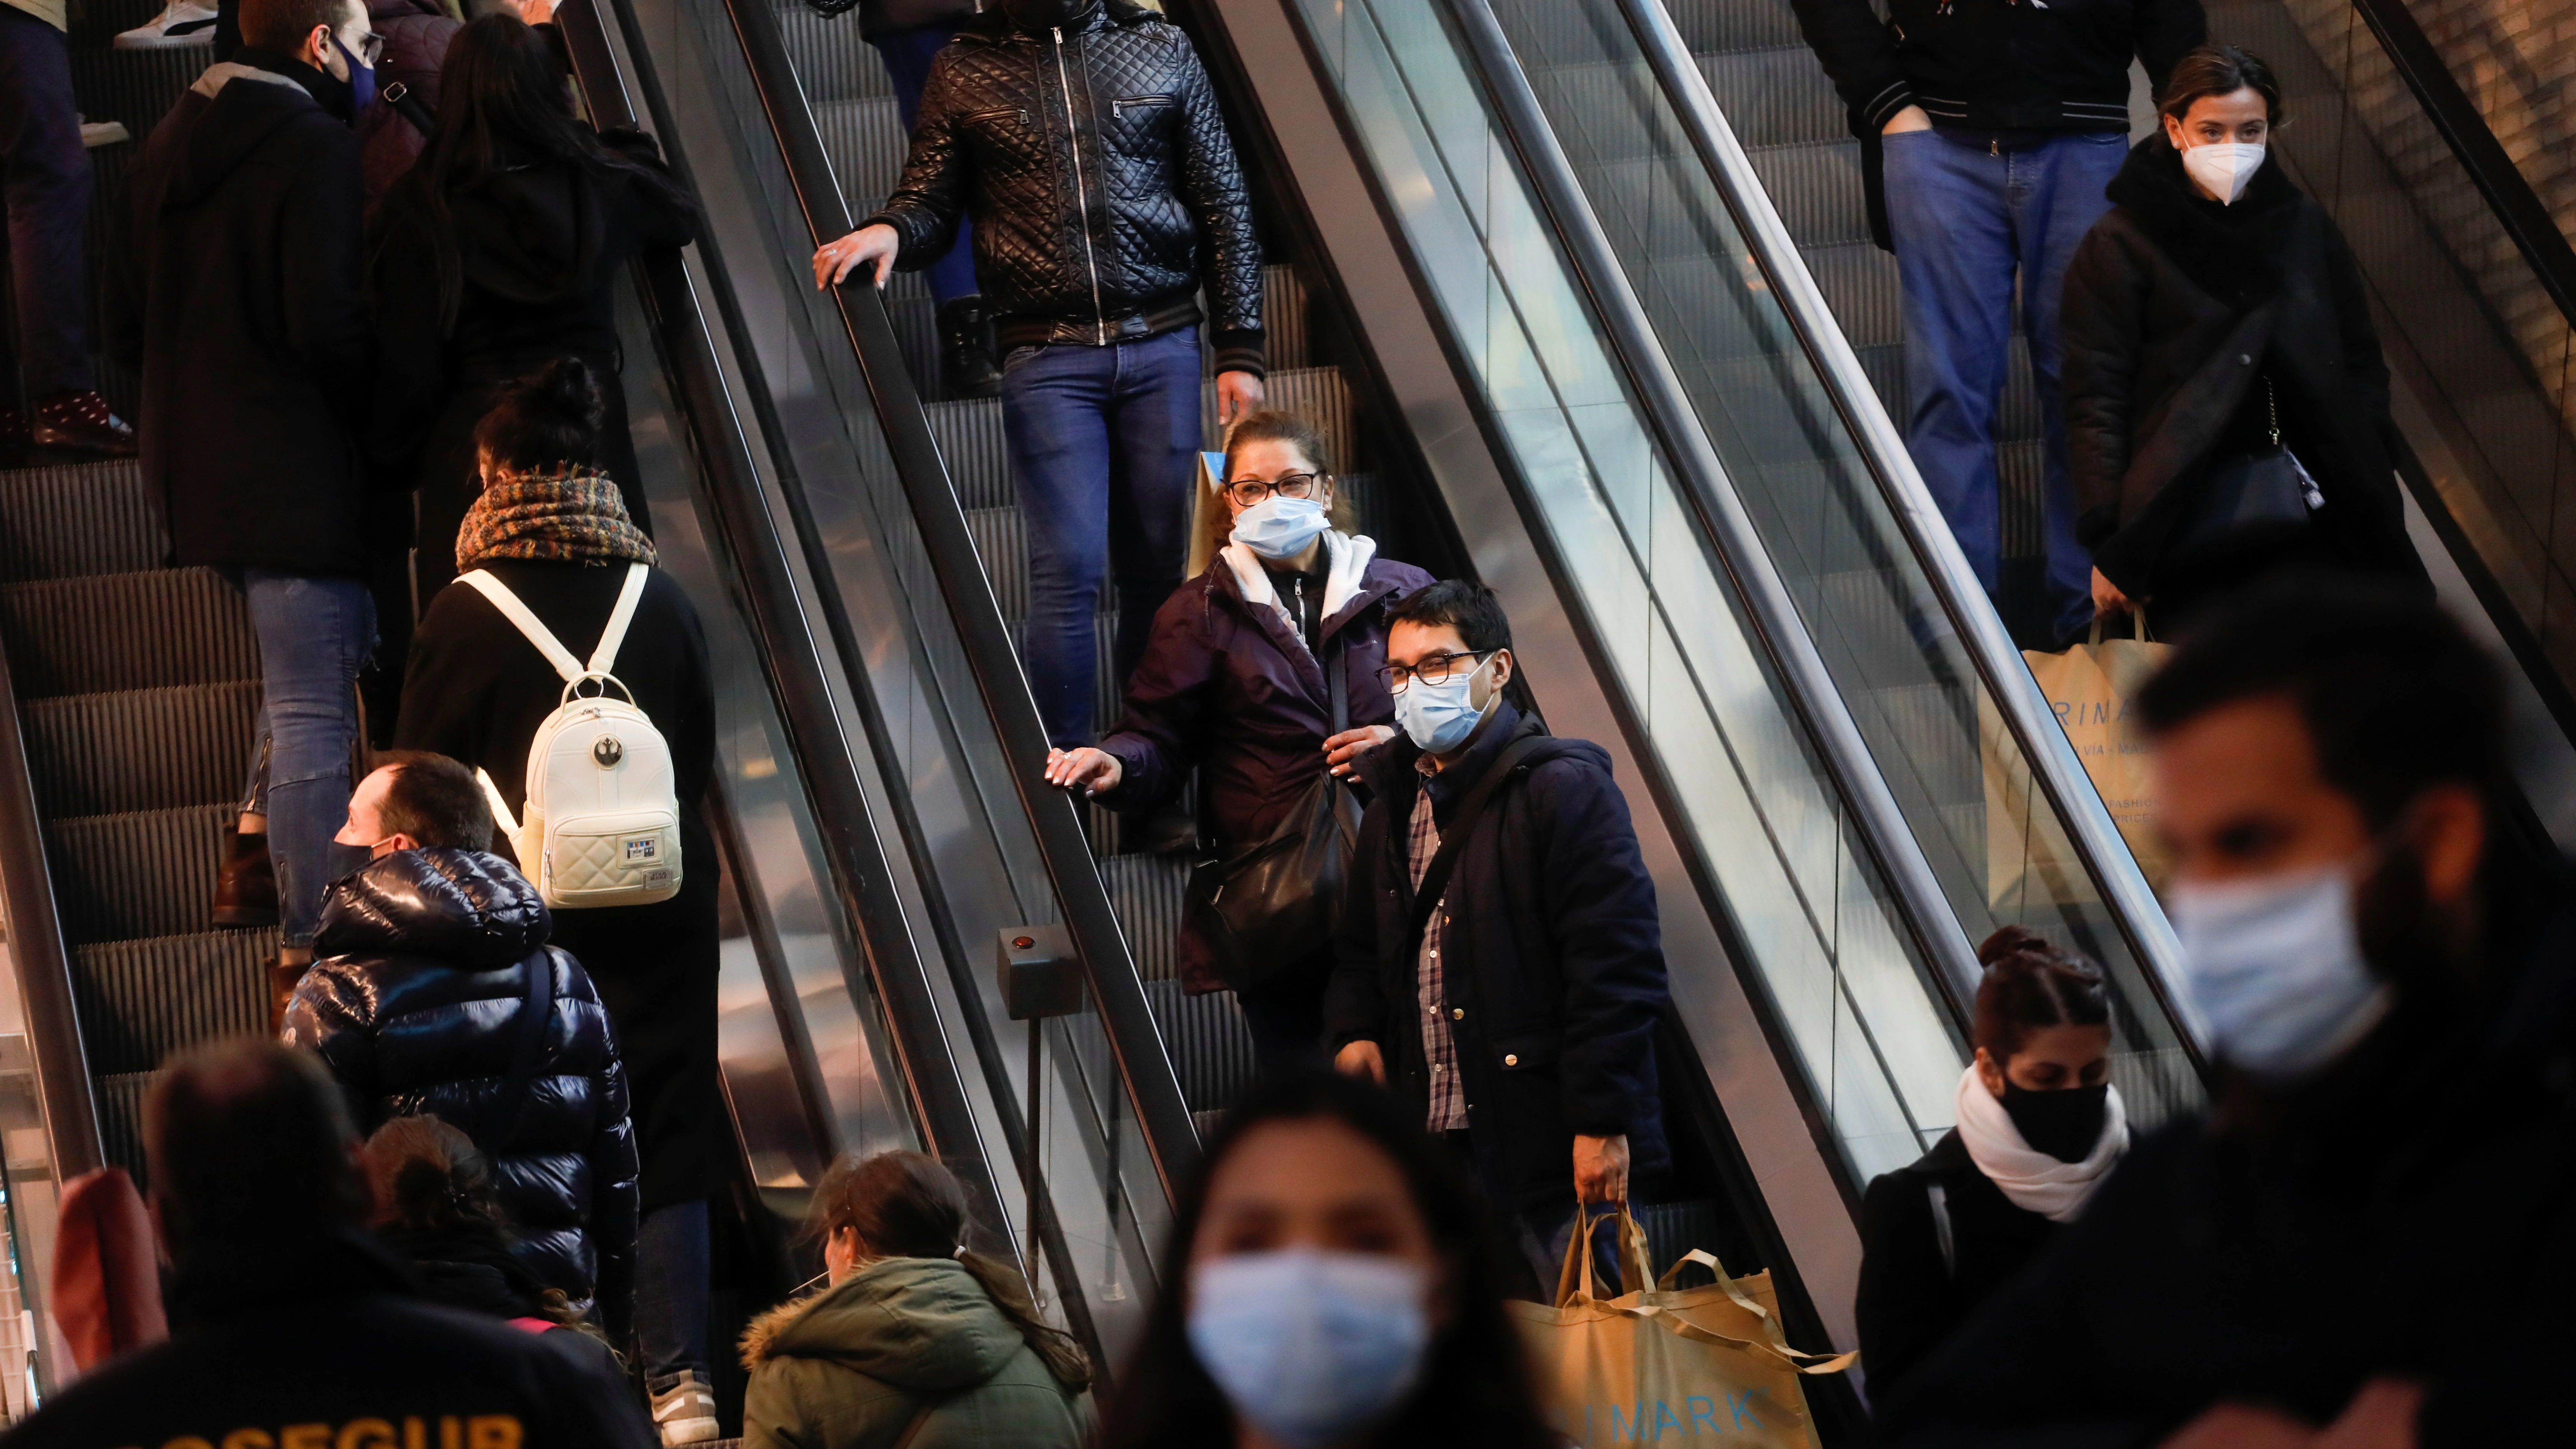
[2347,0,2576,335]
[1605,0,2201,1052]
[695,0,1203,1207]
[554,0,1027,1248]
[0,610,102,1179]
[1443,0,1988,1008]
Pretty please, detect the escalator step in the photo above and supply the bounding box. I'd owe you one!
[0,568,255,699]
[1142,978,1257,1115]
[70,48,209,148]
[964,506,1028,623]
[1667,0,1804,53]
[1199,368,1355,470]
[0,460,163,583]
[818,95,906,219]
[97,1070,156,1189]
[1696,49,1848,148]
[1099,853,1188,983]
[74,929,275,1077]
[1635,1199,1731,1287]
[925,398,1013,511]
[47,803,230,946]
[1746,139,1868,246]
[1794,240,1903,350]
[771,1,892,104]
[25,680,258,818]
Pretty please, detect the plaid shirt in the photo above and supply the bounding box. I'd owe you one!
[1410,756,1469,1132]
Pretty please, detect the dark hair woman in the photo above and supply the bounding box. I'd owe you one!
[1853,927,2128,1400]
[1097,1070,1556,1449]
[740,1151,1091,1449]
[1042,412,1433,1076]
[391,356,724,1435]
[370,10,699,612]
[2060,44,2428,632]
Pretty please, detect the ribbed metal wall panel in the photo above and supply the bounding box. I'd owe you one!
[0,568,256,698]
[26,680,258,817]
[1100,853,1188,983]
[925,397,1012,510]
[74,930,274,1077]
[47,805,230,946]
[964,506,1030,623]
[1143,978,1255,1113]
[0,461,164,583]
[773,0,891,105]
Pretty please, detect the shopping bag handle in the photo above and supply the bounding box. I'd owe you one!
[2086,609,2150,648]
[1552,1203,1653,1307]
[1646,1247,1859,1375]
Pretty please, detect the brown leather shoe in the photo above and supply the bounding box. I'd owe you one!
[214,824,279,928]
[267,955,310,1035]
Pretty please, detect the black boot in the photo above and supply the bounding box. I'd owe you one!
[938,295,1004,399]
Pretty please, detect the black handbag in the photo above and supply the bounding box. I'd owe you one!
[2184,376,2325,549]
[1186,641,1364,992]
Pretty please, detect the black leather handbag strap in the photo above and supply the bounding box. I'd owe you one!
[1403,734,1550,961]
[492,948,558,1150]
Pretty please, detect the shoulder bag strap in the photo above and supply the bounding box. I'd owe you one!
[1330,633,1349,734]
[586,562,651,677]
[1923,1181,1956,1280]
[490,948,560,1151]
[1402,734,1550,960]
[458,570,588,684]
[888,1400,940,1449]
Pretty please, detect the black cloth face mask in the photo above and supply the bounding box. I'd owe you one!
[1001,0,1099,33]
[2001,1081,2108,1163]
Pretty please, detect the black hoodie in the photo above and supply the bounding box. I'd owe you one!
[111,54,377,576]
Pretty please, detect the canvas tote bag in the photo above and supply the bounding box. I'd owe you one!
[1509,1207,1851,1449]
[1982,613,2174,909]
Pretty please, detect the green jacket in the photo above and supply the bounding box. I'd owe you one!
[740,1257,1091,1449]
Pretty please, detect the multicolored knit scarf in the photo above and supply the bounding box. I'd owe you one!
[454,464,659,573]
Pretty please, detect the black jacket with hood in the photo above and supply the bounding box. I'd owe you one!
[2059,138,2425,605]
[112,52,376,576]
[1322,699,1672,1218]
[861,0,1264,373]
[1856,1128,2059,1404]
[284,849,641,1331]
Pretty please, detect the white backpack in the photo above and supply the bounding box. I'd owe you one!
[459,563,683,909]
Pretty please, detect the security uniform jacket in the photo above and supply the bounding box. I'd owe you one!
[0,1228,652,1449]
[285,848,641,1331]
[1095,544,1433,993]
[111,53,375,575]
[860,0,1264,375]
[2060,138,2426,608]
[1856,1129,2059,1403]
[1323,700,1672,1217]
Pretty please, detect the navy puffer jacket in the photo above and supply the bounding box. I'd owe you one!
[285,849,639,1332]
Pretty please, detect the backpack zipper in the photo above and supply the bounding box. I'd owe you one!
[1052,25,1109,346]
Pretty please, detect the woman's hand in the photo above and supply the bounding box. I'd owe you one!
[813,224,900,291]
[1043,747,1122,797]
[2091,567,2134,623]
[1322,724,1396,778]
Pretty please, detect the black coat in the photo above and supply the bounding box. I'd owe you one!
[111,55,375,576]
[1096,545,1433,992]
[1323,700,1672,1217]
[396,560,723,1213]
[862,0,1264,373]
[1880,939,2576,1447]
[0,1229,652,1449]
[285,849,641,1329]
[379,1224,632,1380]
[1855,1130,2058,1403]
[371,134,699,596]
[2060,139,2426,608]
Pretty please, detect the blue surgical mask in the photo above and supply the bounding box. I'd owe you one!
[2169,863,2392,1080]
[1393,652,1492,755]
[1186,1249,1430,1449]
[1232,495,1332,560]
[331,33,376,120]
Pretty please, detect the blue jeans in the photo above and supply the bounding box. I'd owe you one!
[1883,127,2126,644]
[1001,326,1203,746]
[0,5,94,401]
[236,571,375,947]
[636,1199,710,1384]
[871,23,978,307]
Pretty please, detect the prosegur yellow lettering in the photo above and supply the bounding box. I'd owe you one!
[121,1416,524,1449]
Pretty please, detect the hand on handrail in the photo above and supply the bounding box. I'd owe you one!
[814,223,900,291]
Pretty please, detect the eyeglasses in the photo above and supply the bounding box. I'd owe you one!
[1378,650,1491,693]
[330,28,386,67]
[1222,472,1324,508]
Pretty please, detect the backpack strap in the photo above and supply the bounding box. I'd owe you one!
[488,948,559,1152]
[586,563,651,677]
[458,570,588,684]
[476,769,526,847]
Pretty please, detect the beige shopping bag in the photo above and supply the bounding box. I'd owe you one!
[1983,614,2174,909]
[1510,1208,1851,1449]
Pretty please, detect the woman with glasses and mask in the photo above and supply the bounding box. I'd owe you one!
[1855,926,2130,1400]
[1045,411,1431,1075]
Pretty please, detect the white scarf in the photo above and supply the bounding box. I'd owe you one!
[1951,1065,2129,1223]
[1220,530,1376,654]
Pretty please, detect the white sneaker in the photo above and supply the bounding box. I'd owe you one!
[79,117,130,148]
[647,1371,719,1447]
[112,0,220,49]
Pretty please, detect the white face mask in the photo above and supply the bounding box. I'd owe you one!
[2181,140,2266,205]
[2169,862,2392,1080]
[1187,1250,1431,1449]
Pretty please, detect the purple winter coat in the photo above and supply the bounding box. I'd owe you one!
[1097,542,1433,994]
[357,0,458,212]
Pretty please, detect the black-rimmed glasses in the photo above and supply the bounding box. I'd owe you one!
[1222,472,1325,508]
[1378,650,1490,693]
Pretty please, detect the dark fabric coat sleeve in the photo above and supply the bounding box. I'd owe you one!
[1096,598,1219,814]
[572,953,642,1342]
[1323,798,1393,1054]
[866,50,971,270]
[1856,1170,1952,1404]
[283,124,377,439]
[1171,38,1264,377]
[1790,0,1915,134]
[600,128,703,254]
[2322,223,2390,425]
[2133,0,2210,92]
[2057,225,2146,560]
[1530,757,1666,1139]
[393,586,501,767]
[367,196,452,484]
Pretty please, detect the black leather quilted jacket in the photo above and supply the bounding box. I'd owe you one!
[284,849,639,1335]
[863,0,1265,375]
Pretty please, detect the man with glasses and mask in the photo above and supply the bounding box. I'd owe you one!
[809,0,1263,749]
[1881,572,2576,1448]
[1324,580,1672,1294]
[115,0,383,1021]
